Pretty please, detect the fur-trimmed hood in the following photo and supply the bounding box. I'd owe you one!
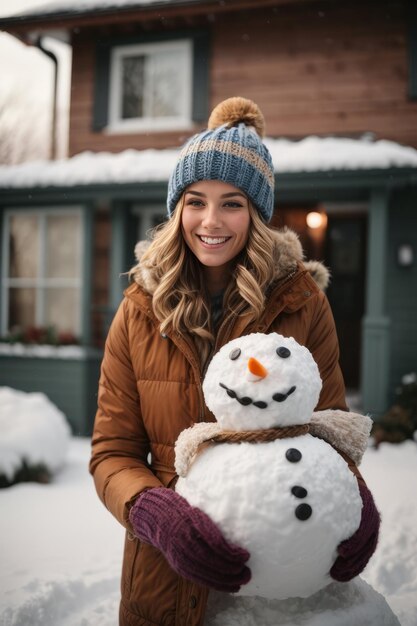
[131,228,330,294]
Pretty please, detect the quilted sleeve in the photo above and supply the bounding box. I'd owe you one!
[89,298,162,529]
[306,290,348,411]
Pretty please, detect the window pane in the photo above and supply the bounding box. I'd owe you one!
[122,55,145,119]
[8,215,39,278]
[8,288,36,330]
[45,288,80,334]
[149,49,184,118]
[46,214,82,279]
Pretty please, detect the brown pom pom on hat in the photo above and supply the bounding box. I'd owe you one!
[208,97,266,138]
[167,97,274,222]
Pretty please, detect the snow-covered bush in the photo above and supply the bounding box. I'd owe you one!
[0,387,71,487]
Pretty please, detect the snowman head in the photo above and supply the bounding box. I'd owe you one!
[203,333,322,431]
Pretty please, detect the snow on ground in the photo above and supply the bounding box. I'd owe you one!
[0,438,416,626]
[0,136,417,190]
[0,439,124,626]
[359,443,417,626]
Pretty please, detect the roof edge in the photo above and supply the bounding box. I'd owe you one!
[1,168,416,206]
[0,0,330,34]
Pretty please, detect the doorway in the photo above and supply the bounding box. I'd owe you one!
[274,204,367,389]
[324,214,367,388]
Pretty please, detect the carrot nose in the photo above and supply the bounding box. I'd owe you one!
[247,357,268,380]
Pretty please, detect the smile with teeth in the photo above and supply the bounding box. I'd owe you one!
[198,235,231,245]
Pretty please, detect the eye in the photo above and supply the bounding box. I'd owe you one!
[223,201,243,209]
[229,348,241,360]
[276,346,291,358]
[187,199,204,207]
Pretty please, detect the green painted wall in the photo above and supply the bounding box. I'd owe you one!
[386,189,417,402]
[0,353,101,435]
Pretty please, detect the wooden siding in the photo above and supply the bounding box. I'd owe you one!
[68,0,417,155]
[211,1,417,147]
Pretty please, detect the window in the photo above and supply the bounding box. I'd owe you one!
[131,204,167,240]
[108,40,192,132]
[1,209,83,339]
[93,31,210,133]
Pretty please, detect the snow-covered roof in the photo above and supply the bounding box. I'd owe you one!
[1,0,200,21]
[1,136,417,190]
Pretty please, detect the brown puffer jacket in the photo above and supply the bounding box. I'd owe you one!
[89,229,348,626]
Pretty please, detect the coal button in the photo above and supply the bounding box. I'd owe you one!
[286,448,302,463]
[291,485,308,498]
[295,503,312,521]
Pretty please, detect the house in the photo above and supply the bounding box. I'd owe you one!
[0,0,417,434]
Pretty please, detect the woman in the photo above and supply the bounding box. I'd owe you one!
[90,97,379,626]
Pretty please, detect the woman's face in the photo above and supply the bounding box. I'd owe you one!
[181,180,251,272]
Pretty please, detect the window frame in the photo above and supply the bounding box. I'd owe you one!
[93,30,210,133]
[108,38,193,133]
[130,203,167,240]
[1,206,85,340]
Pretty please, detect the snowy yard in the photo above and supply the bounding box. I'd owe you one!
[0,437,416,626]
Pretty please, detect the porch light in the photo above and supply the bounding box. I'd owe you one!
[306,211,327,229]
[397,244,414,267]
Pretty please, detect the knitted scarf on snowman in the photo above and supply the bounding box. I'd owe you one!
[175,409,372,478]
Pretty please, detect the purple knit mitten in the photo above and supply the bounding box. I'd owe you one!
[129,487,251,592]
[330,482,381,582]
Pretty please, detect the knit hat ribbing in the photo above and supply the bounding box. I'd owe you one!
[167,97,275,222]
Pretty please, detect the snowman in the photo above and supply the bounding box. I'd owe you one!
[175,332,373,600]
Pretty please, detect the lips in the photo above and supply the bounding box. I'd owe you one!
[198,235,232,245]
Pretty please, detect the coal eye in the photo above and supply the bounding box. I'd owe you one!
[276,346,291,358]
[229,348,241,360]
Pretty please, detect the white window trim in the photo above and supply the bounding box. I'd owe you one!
[107,39,193,133]
[131,204,167,240]
[1,207,84,336]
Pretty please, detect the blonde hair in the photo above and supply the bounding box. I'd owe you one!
[130,197,277,366]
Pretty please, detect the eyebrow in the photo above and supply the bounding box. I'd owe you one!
[185,190,247,199]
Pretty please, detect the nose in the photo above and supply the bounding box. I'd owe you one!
[201,206,221,229]
[247,357,268,382]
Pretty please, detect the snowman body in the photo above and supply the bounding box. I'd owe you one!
[176,434,361,599]
[175,333,367,600]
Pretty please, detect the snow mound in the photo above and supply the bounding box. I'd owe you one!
[0,387,71,485]
[205,578,401,626]
[0,577,120,626]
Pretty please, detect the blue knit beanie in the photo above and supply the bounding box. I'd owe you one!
[167,97,275,222]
